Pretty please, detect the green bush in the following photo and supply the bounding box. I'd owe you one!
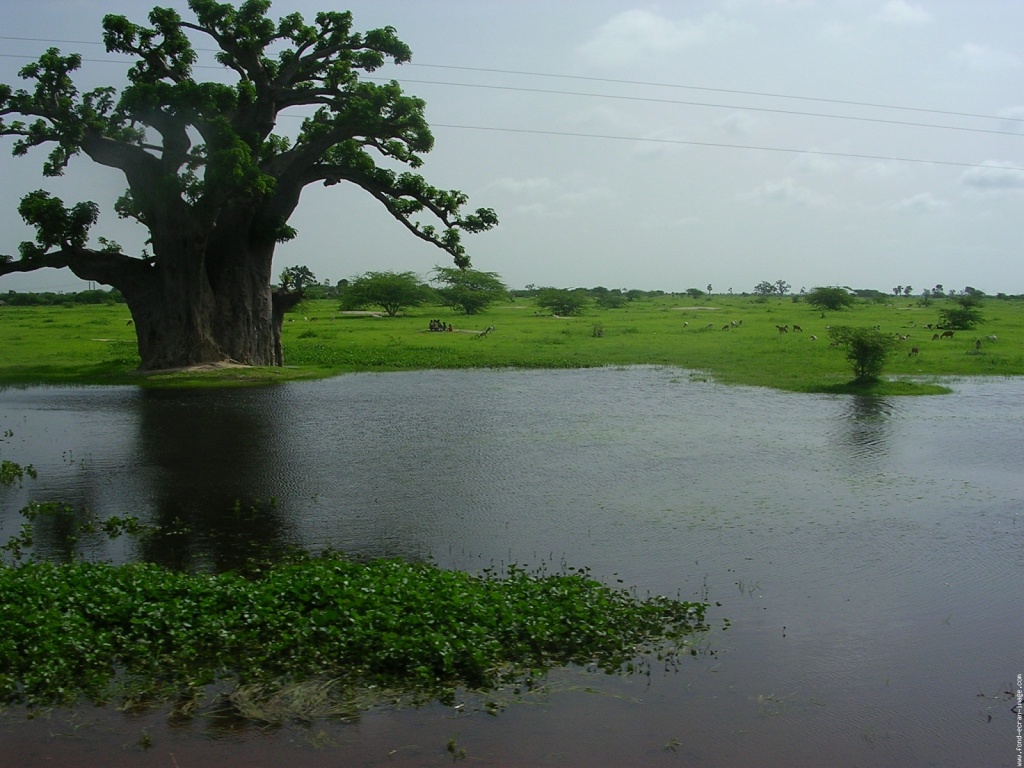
[828,326,898,382]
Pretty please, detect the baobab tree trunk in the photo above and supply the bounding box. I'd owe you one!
[109,236,282,370]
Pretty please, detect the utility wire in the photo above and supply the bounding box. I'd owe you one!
[2,37,1021,170]
[412,63,1024,125]
[372,77,1024,137]
[2,34,1020,124]
[3,51,1019,139]
[432,123,1024,171]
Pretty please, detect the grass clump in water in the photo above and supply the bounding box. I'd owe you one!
[0,555,709,710]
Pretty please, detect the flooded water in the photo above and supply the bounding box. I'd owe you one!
[1,368,1021,767]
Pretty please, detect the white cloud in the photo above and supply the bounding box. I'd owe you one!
[790,152,844,175]
[489,177,554,194]
[737,177,834,207]
[557,185,614,206]
[960,161,1024,193]
[630,127,693,156]
[873,1,933,26]
[952,42,1022,72]
[890,192,949,213]
[713,111,759,137]
[576,9,710,68]
[997,106,1024,134]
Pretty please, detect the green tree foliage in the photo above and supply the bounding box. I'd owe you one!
[2,288,123,305]
[805,286,855,311]
[937,291,984,330]
[594,291,627,309]
[535,288,588,316]
[431,266,508,315]
[753,280,775,298]
[828,326,898,382]
[340,270,427,316]
[0,0,497,369]
[278,265,317,294]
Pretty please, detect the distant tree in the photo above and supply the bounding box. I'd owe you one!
[805,286,855,311]
[753,280,775,298]
[430,266,508,315]
[903,285,913,297]
[685,287,705,299]
[774,279,791,296]
[278,265,317,294]
[536,288,587,316]
[594,290,627,309]
[828,326,898,382]
[340,270,427,316]
[918,289,933,307]
[937,292,984,330]
[893,286,903,296]
[706,284,713,294]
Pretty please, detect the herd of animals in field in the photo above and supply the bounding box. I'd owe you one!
[681,317,998,356]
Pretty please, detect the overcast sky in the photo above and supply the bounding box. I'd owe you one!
[2,0,1022,295]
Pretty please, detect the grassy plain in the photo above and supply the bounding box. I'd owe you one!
[1,294,1022,393]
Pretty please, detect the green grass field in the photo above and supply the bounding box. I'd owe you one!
[1,294,1021,393]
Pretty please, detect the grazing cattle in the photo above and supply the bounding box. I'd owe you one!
[776,325,788,334]
[126,319,133,326]
[932,333,940,341]
[986,334,998,341]
[706,322,715,330]
[683,321,689,327]
[809,335,817,340]
[925,323,934,330]
[792,324,803,332]
[909,346,919,356]
[940,330,954,339]
[722,324,730,331]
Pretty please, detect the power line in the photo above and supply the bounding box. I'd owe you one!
[2,36,1021,170]
[3,50,1019,140]
[2,34,1020,125]
[411,63,1024,125]
[376,77,1024,138]
[432,123,1024,172]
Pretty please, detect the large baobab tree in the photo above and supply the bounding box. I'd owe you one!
[0,0,497,368]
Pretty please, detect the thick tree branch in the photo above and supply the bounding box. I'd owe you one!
[0,247,153,288]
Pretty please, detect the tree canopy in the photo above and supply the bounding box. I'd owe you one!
[431,266,508,315]
[937,291,984,330]
[340,270,427,317]
[828,326,898,382]
[0,0,497,369]
[805,286,855,311]
[535,288,588,316]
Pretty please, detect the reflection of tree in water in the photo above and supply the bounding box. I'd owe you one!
[835,395,898,464]
[132,390,293,572]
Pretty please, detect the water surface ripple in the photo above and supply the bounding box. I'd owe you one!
[0,368,1020,767]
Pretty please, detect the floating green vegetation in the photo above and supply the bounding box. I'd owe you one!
[0,554,709,712]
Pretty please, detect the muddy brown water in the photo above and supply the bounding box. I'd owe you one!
[0,368,1020,767]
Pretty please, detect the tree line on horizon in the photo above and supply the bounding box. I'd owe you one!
[3,278,1017,310]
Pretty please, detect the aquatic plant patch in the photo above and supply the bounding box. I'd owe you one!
[0,557,709,708]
